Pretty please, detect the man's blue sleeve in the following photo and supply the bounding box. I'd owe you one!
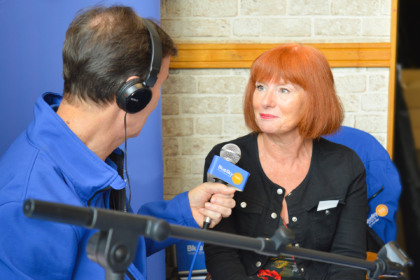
[0,201,79,279]
[137,191,199,256]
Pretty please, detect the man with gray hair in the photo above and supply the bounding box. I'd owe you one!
[0,5,235,279]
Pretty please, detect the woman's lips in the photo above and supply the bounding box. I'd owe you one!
[260,114,277,119]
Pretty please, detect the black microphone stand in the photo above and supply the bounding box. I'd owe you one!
[23,199,410,280]
[24,199,169,280]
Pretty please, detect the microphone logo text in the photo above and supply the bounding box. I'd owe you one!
[218,164,233,178]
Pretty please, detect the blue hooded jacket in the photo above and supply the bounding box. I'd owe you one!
[324,126,401,243]
[0,93,199,279]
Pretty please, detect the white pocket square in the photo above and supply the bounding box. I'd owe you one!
[317,200,339,211]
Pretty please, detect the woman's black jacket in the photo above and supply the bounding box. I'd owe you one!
[203,134,368,280]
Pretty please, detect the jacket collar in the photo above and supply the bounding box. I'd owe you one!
[27,92,125,202]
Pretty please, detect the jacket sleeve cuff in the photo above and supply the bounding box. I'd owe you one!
[176,191,200,229]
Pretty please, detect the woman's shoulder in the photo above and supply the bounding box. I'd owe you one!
[311,138,366,198]
[317,137,357,155]
[315,137,364,169]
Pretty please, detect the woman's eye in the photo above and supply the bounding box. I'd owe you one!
[256,85,265,91]
[280,88,290,93]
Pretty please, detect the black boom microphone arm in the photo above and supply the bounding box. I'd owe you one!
[23,199,410,280]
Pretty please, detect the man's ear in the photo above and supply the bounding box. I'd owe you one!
[126,76,140,82]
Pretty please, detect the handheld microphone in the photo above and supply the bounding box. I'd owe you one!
[207,144,249,191]
[203,143,250,229]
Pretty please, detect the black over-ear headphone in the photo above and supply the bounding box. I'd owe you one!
[116,19,162,114]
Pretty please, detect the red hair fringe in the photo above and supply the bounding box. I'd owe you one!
[244,44,343,139]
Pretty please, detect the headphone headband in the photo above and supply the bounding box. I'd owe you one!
[142,19,162,88]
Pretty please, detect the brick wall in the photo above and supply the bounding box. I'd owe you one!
[160,0,392,199]
[161,0,391,43]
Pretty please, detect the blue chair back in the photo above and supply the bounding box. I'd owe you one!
[324,126,401,245]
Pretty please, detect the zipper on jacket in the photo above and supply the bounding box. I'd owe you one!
[367,185,385,203]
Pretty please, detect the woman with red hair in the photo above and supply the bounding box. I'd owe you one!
[203,44,367,280]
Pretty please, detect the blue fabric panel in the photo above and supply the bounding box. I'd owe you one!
[0,1,164,278]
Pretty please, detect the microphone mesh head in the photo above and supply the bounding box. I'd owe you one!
[220,143,241,164]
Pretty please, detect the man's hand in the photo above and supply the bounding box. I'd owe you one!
[188,183,236,229]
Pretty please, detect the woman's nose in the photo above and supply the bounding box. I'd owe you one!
[261,89,276,108]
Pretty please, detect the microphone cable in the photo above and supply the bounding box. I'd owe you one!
[188,193,214,279]
[188,219,210,280]
[124,112,132,212]
[188,241,203,280]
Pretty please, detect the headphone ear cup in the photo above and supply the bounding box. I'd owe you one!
[116,78,153,114]
[126,87,152,114]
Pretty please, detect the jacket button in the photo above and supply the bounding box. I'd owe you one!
[256,261,261,267]
[277,189,283,195]
[271,213,277,219]
[292,217,297,222]
[325,210,330,215]
[301,267,305,273]
[288,192,292,196]
[294,243,299,247]
[240,202,247,208]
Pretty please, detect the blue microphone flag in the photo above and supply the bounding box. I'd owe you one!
[207,155,250,191]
